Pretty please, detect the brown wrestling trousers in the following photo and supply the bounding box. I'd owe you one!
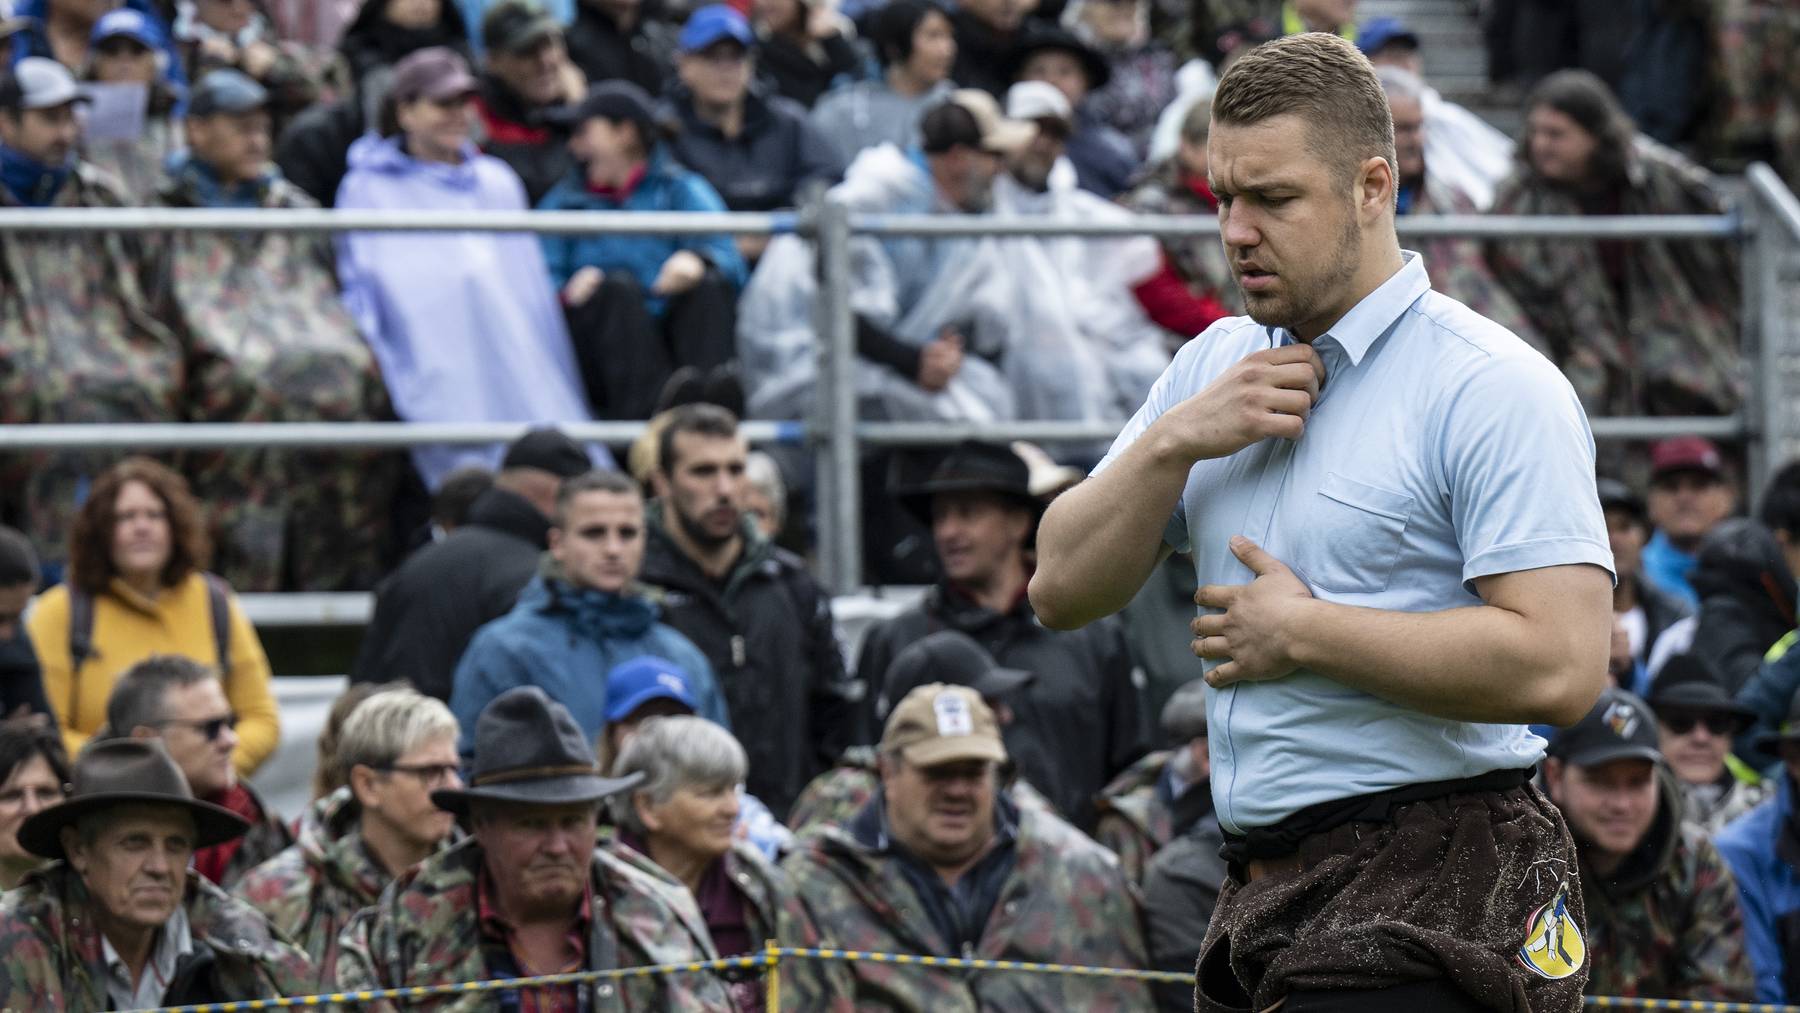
[1195,780,1588,1013]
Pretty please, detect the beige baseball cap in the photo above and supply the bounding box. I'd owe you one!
[880,683,1008,768]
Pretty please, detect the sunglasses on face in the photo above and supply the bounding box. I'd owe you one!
[1661,712,1739,737]
[155,713,238,741]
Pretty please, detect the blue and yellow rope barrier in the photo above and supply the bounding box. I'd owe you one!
[131,947,1800,1013]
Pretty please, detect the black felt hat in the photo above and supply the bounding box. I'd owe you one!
[433,687,641,815]
[897,440,1042,529]
[882,630,1034,718]
[1647,653,1755,731]
[1007,24,1112,92]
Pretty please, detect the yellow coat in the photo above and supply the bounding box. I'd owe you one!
[27,571,279,778]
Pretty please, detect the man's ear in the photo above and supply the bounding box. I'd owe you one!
[1357,155,1393,218]
[649,471,671,500]
[60,826,85,872]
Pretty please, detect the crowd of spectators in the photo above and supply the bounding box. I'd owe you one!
[1,0,1800,1006]
[2,0,1795,592]
[0,421,1794,1005]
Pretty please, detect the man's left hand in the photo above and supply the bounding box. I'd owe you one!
[1191,536,1313,688]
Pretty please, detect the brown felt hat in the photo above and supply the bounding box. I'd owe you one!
[17,738,250,860]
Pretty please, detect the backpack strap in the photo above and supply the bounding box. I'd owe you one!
[202,572,232,675]
[67,586,95,728]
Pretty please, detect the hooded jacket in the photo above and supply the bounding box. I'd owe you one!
[449,559,728,756]
[1576,766,1755,1001]
[334,133,594,489]
[335,0,471,96]
[637,502,858,820]
[0,861,313,1009]
[148,156,396,592]
[855,583,1147,831]
[1689,518,1798,694]
[352,486,552,700]
[782,793,1151,1011]
[0,161,185,581]
[334,835,733,1012]
[537,145,747,318]
[1717,773,1800,1003]
[234,786,461,987]
[662,83,842,212]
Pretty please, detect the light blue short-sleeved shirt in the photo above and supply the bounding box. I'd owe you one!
[1093,252,1615,835]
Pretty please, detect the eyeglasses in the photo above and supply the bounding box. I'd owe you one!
[375,762,462,787]
[1660,712,1740,737]
[153,713,238,741]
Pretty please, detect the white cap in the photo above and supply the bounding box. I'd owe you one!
[1005,80,1072,128]
[6,57,86,111]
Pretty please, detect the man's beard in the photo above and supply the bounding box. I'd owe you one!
[674,501,739,551]
[1237,213,1361,332]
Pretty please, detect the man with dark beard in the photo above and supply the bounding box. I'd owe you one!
[1030,32,1614,1013]
[636,403,860,820]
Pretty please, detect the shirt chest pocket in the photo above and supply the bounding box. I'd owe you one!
[1295,473,1415,595]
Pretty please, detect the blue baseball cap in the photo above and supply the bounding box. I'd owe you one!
[91,7,163,48]
[679,4,753,54]
[605,656,700,722]
[1355,16,1419,57]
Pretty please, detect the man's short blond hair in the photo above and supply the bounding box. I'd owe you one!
[1211,32,1397,186]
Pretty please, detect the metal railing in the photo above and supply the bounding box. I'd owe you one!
[4,177,1793,595]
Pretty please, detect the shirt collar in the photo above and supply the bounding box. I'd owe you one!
[1272,250,1431,368]
[477,862,594,937]
[102,901,193,1002]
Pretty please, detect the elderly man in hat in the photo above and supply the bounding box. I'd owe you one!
[0,739,312,1008]
[1718,683,1800,1003]
[784,682,1151,1010]
[335,686,732,1011]
[1544,687,1754,1002]
[857,440,1148,831]
[1648,654,1766,833]
[788,629,1055,837]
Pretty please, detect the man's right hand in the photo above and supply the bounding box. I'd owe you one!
[564,265,604,306]
[1153,343,1326,461]
[917,329,965,392]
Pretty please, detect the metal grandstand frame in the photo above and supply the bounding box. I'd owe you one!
[3,165,1797,599]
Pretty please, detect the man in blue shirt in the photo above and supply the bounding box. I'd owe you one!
[1031,32,1614,1013]
[1642,436,1737,608]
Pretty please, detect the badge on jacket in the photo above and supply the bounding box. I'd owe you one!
[1517,876,1585,980]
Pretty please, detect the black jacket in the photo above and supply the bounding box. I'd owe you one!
[755,30,862,109]
[0,631,52,720]
[474,75,574,205]
[1143,789,1224,1013]
[949,9,1017,97]
[856,583,1149,831]
[337,1,472,96]
[637,504,860,819]
[663,85,842,211]
[350,487,551,700]
[275,96,365,206]
[1689,517,1798,694]
[565,2,676,98]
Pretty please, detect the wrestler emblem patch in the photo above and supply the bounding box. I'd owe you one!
[1604,701,1640,740]
[1517,878,1585,980]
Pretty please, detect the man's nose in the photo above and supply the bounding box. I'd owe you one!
[1221,203,1259,250]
